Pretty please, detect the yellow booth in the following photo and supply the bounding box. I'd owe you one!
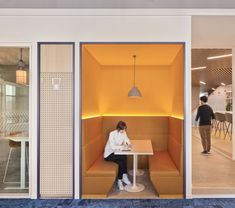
[81,43,184,199]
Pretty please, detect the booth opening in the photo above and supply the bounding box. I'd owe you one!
[192,48,234,195]
[81,43,185,199]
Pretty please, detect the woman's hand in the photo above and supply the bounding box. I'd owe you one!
[119,145,125,151]
[124,140,131,146]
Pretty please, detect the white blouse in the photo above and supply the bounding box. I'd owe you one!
[104,129,131,158]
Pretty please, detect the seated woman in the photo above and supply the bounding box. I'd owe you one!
[104,121,132,190]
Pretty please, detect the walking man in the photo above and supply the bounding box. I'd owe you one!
[195,96,215,155]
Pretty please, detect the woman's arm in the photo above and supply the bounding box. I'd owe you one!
[123,132,131,145]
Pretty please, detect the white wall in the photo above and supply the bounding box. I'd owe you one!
[192,86,200,110]
[208,85,232,112]
[0,12,192,198]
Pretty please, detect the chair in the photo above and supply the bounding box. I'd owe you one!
[214,112,227,137]
[3,133,29,184]
[2,111,29,184]
[224,112,232,140]
[3,135,21,183]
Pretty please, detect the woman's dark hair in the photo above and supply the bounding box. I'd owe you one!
[116,121,127,131]
[200,96,208,103]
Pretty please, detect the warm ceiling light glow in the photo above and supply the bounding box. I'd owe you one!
[82,115,184,119]
[212,88,216,91]
[200,81,206,85]
[207,54,232,60]
[221,83,226,86]
[102,114,170,117]
[191,66,207,70]
[171,115,184,120]
[82,115,101,119]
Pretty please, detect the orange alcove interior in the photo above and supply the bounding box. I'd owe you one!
[81,43,185,198]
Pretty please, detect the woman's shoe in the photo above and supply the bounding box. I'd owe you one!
[122,173,131,185]
[117,179,124,190]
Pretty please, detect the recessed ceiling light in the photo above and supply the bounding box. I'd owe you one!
[191,66,207,70]
[207,54,232,60]
[221,83,226,86]
[200,81,206,85]
[212,88,216,91]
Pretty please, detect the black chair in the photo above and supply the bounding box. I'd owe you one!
[224,112,232,140]
[214,112,227,137]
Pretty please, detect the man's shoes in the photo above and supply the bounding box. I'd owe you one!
[117,179,124,190]
[201,150,208,155]
[122,173,131,185]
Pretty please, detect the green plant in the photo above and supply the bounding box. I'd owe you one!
[226,102,232,111]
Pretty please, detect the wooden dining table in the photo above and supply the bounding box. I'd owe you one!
[115,139,153,192]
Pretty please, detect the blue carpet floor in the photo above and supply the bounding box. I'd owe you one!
[0,199,235,208]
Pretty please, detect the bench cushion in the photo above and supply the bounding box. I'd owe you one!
[86,155,118,177]
[149,151,179,176]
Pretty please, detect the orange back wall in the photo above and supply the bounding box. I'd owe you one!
[100,65,173,115]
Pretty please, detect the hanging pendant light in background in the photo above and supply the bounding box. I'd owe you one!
[128,55,142,97]
[16,48,27,85]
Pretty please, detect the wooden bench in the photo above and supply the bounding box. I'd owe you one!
[148,117,184,197]
[82,117,118,198]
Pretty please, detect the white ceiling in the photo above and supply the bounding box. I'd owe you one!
[1,0,235,8]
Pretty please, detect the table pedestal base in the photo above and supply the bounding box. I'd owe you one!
[125,183,145,192]
[128,169,144,176]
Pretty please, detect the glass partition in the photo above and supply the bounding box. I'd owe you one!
[0,47,29,193]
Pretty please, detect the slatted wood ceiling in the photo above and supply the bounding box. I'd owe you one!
[192,49,232,93]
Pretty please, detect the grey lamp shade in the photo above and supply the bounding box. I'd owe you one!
[128,86,142,97]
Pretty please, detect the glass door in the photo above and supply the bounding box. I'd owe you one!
[0,47,29,193]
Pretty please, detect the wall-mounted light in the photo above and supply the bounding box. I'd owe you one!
[128,55,142,98]
[212,88,216,91]
[200,81,206,85]
[52,78,61,90]
[207,54,232,60]
[221,82,226,86]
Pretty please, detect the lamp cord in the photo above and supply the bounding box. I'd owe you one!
[133,55,136,87]
[20,48,23,60]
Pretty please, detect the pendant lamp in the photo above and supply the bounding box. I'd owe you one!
[16,48,27,85]
[128,55,142,97]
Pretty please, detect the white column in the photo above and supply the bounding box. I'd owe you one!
[30,42,38,198]
[232,48,235,160]
[185,17,192,198]
[74,41,80,199]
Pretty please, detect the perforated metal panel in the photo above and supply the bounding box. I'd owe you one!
[39,44,73,198]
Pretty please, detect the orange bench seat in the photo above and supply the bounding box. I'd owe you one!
[86,155,118,177]
[149,151,179,177]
